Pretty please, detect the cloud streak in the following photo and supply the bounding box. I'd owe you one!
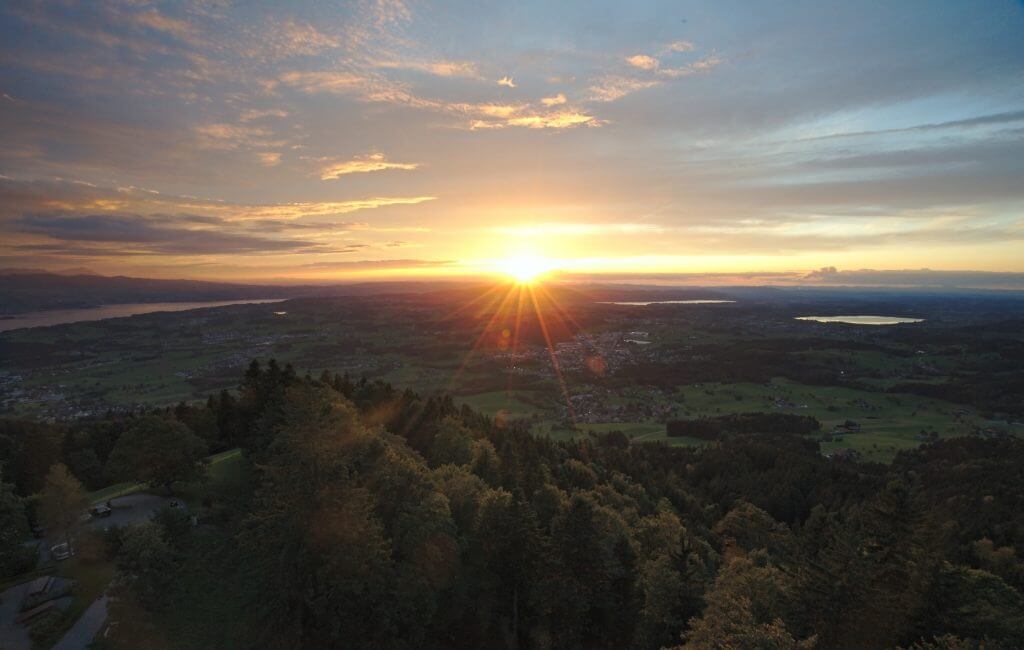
[319,153,419,179]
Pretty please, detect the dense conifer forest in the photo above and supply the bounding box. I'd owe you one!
[2,360,1023,649]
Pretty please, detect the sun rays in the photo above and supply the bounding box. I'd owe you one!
[443,275,582,427]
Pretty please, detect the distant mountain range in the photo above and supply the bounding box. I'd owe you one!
[0,271,299,314]
[0,266,101,276]
[0,270,481,315]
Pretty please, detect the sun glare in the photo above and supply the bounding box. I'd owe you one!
[496,254,552,284]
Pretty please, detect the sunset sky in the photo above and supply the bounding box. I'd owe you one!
[1,1,1023,284]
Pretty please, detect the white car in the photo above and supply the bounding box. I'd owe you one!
[51,542,74,561]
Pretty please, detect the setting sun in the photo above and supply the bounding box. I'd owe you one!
[496,254,553,284]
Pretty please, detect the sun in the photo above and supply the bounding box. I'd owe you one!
[496,253,552,284]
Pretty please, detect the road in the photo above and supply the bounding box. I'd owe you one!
[2,493,188,647]
[52,594,108,650]
[87,493,186,530]
[39,493,187,564]
[0,581,32,650]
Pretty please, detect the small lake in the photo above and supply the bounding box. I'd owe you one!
[603,300,736,306]
[0,299,286,333]
[795,315,924,325]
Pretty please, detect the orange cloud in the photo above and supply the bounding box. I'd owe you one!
[319,153,419,179]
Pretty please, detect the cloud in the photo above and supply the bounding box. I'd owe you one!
[588,76,661,102]
[661,40,695,53]
[277,70,371,94]
[0,177,436,223]
[497,76,516,88]
[659,55,725,78]
[470,111,602,130]
[494,223,665,236]
[373,59,481,77]
[801,268,1024,290]
[795,109,1024,142]
[213,197,438,220]
[11,213,329,255]
[240,109,289,122]
[250,19,342,60]
[626,54,659,71]
[194,123,284,151]
[588,53,725,101]
[319,153,419,179]
[806,265,839,278]
[541,93,567,106]
[278,70,600,130]
[297,258,456,270]
[132,9,201,45]
[257,152,282,166]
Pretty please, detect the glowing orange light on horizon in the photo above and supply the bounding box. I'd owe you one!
[495,253,553,284]
[443,259,581,428]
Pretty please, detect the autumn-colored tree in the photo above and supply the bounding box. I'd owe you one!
[678,554,815,650]
[39,463,88,550]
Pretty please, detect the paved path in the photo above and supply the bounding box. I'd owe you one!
[88,493,186,530]
[0,581,32,650]
[39,493,186,563]
[52,594,108,650]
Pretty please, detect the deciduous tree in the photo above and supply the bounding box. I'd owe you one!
[107,416,207,493]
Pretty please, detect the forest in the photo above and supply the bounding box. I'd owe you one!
[2,359,1023,649]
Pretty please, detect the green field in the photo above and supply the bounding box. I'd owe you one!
[456,390,546,420]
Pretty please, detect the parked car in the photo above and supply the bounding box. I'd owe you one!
[90,504,113,518]
[51,543,74,561]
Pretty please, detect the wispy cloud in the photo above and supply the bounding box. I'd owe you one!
[590,53,725,101]
[626,54,659,71]
[661,40,695,53]
[588,76,660,102]
[240,109,290,122]
[660,55,724,78]
[319,153,419,179]
[541,93,567,106]
[297,258,455,270]
[373,58,480,77]
[494,222,666,236]
[279,69,600,129]
[249,19,342,60]
[277,70,370,94]
[0,177,436,223]
[194,123,284,151]
[12,212,330,255]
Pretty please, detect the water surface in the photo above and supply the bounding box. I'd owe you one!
[794,315,923,325]
[0,299,285,333]
[603,300,736,306]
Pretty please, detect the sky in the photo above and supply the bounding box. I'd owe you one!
[1,0,1023,285]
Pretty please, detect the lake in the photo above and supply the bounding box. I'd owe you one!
[603,300,736,306]
[795,315,924,325]
[0,299,286,333]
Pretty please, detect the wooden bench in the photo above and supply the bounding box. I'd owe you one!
[15,600,56,625]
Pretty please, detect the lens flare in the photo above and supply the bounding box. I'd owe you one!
[496,254,552,284]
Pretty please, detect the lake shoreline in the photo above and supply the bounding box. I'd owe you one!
[0,299,286,333]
